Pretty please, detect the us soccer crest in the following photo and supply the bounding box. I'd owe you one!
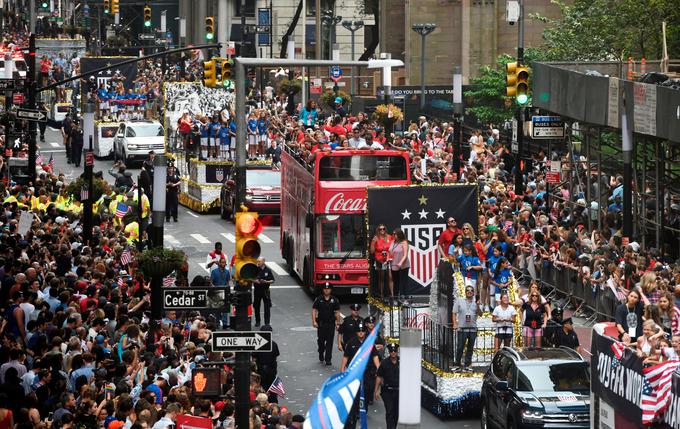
[215,167,225,182]
[367,185,478,296]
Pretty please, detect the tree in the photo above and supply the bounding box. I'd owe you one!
[464,49,547,126]
[534,0,680,61]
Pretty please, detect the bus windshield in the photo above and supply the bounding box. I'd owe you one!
[318,155,408,181]
[316,214,366,259]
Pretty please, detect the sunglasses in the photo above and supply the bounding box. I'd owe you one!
[379,227,385,230]
[531,295,539,298]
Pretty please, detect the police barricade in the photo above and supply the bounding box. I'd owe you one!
[421,317,500,370]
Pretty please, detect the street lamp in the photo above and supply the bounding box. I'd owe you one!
[411,23,437,110]
[342,19,364,97]
[321,10,342,60]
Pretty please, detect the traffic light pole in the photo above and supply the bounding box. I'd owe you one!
[514,0,525,194]
[234,281,252,429]
[83,136,94,245]
[27,34,37,185]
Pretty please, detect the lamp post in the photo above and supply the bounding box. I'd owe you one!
[411,23,436,110]
[321,9,342,60]
[342,19,364,98]
[149,154,167,324]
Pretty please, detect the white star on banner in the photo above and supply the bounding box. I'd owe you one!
[435,208,446,219]
[106,69,112,75]
[401,209,411,220]
[418,209,429,219]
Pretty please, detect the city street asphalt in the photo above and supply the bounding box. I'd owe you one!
[39,126,480,428]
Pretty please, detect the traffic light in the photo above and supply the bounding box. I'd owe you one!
[506,61,530,105]
[205,16,215,40]
[40,1,48,8]
[111,0,119,13]
[234,210,262,281]
[143,5,151,27]
[203,59,217,87]
[221,58,232,85]
[103,0,110,14]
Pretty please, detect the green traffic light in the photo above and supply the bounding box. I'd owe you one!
[206,33,214,40]
[144,21,151,27]
[104,8,109,13]
[41,1,48,7]
[517,94,529,105]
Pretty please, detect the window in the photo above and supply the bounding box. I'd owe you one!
[318,155,408,181]
[492,354,513,381]
[246,170,280,187]
[117,125,125,136]
[516,363,590,392]
[307,0,334,17]
[235,0,255,17]
[128,124,164,138]
[316,214,366,259]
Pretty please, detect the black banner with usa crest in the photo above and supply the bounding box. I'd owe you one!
[367,185,478,296]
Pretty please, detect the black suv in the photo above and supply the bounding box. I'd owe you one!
[481,347,590,429]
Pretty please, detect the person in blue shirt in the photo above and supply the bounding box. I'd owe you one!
[456,244,483,290]
[247,113,258,160]
[257,112,269,157]
[210,258,231,286]
[484,229,507,261]
[208,114,221,159]
[447,234,465,261]
[218,123,231,160]
[490,257,512,309]
[199,117,210,160]
[300,100,319,127]
[486,245,503,280]
[229,119,237,160]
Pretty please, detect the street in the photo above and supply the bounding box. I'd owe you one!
[40,126,479,428]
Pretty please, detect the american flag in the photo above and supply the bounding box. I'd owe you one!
[120,247,132,266]
[36,154,44,165]
[502,220,514,232]
[117,277,124,288]
[641,360,680,425]
[115,202,130,218]
[163,276,175,287]
[48,154,55,171]
[611,341,626,359]
[267,376,286,397]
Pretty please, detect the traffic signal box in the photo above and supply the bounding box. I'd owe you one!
[221,58,233,83]
[203,60,217,87]
[506,61,530,105]
[103,0,110,14]
[234,210,262,281]
[111,0,119,14]
[205,16,215,40]
[143,5,152,27]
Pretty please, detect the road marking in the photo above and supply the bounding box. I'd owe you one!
[270,285,299,289]
[221,232,236,243]
[164,234,180,245]
[197,262,209,272]
[40,149,66,153]
[190,233,210,244]
[267,261,287,275]
[49,142,59,147]
[186,211,199,218]
[259,233,274,243]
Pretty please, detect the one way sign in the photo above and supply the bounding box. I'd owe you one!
[212,331,272,352]
[15,108,48,122]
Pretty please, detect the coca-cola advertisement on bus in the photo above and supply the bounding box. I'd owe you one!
[367,185,478,296]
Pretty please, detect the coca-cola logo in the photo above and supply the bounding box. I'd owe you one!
[324,193,367,213]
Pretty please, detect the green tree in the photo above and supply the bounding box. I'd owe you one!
[534,0,680,61]
[464,49,547,126]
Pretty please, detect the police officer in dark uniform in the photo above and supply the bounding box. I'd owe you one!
[254,325,280,403]
[341,322,381,429]
[338,303,362,352]
[70,119,84,168]
[363,316,384,407]
[165,163,181,222]
[253,257,275,326]
[553,318,581,354]
[375,343,400,429]
[312,283,340,365]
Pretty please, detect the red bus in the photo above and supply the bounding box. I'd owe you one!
[280,147,411,295]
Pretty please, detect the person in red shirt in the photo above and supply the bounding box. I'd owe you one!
[370,224,394,298]
[437,217,463,258]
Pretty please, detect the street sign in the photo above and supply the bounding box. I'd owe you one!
[225,42,236,55]
[162,287,229,311]
[256,26,270,33]
[17,108,49,123]
[330,66,343,80]
[139,33,155,40]
[531,115,565,139]
[12,93,24,105]
[212,331,272,352]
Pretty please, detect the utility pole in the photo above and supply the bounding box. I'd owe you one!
[27,34,37,184]
[83,136,94,245]
[150,155,167,322]
[452,66,463,178]
[514,0,525,194]
[411,23,436,110]
[342,19,364,99]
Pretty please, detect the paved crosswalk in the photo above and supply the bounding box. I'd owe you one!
[166,232,277,246]
[197,260,289,277]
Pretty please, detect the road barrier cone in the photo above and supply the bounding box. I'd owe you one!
[627,57,634,80]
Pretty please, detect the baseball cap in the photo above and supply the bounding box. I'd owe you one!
[334,97,343,104]
[214,401,226,412]
[109,421,125,429]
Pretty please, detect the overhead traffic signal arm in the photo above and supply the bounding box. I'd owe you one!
[234,210,262,281]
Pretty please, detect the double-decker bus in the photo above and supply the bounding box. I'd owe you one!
[280,146,411,295]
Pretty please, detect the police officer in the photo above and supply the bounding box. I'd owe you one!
[375,343,400,429]
[165,163,180,222]
[312,283,340,365]
[341,322,381,429]
[254,325,280,403]
[253,257,275,327]
[70,120,84,168]
[338,303,362,352]
[363,316,384,407]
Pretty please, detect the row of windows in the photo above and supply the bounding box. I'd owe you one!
[235,0,336,18]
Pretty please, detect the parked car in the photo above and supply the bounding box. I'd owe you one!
[221,166,281,219]
[113,121,165,163]
[481,347,590,429]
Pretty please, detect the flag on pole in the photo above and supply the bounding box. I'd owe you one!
[120,247,132,266]
[267,376,286,397]
[163,276,175,287]
[48,154,55,171]
[304,322,382,429]
[641,360,680,425]
[115,202,130,218]
[36,154,44,165]
[117,277,124,288]
[359,383,367,429]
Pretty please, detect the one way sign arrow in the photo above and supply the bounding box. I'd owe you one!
[212,331,272,352]
[15,108,47,122]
